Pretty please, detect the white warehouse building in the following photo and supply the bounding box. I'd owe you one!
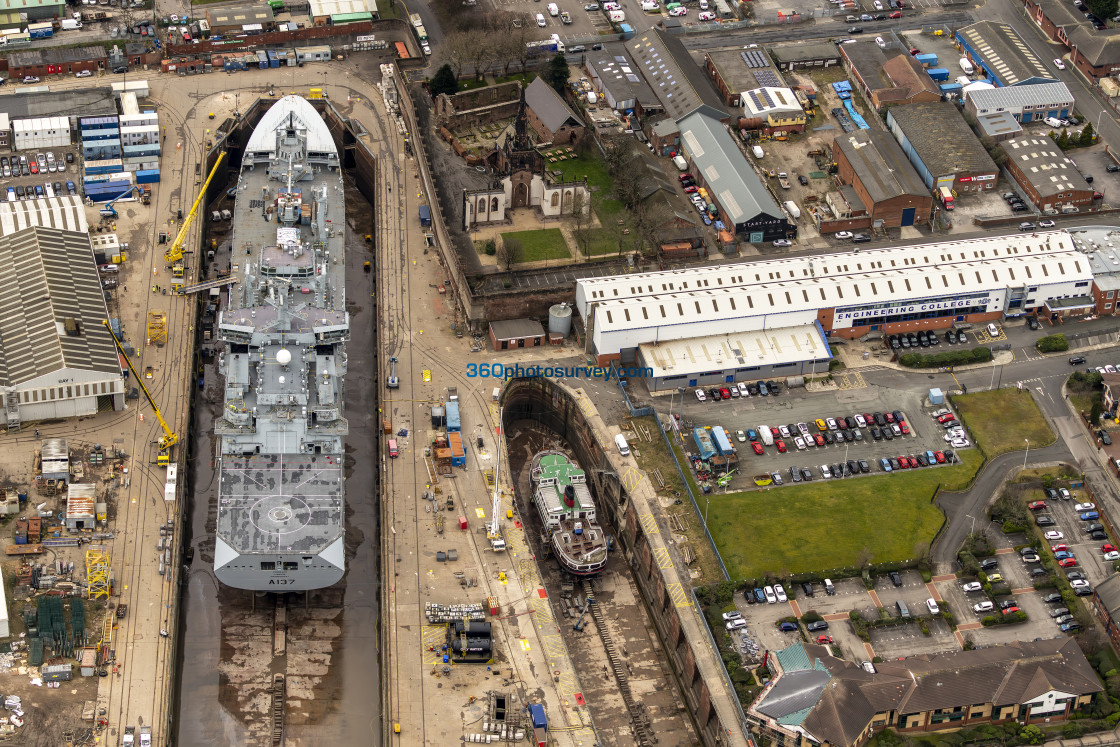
[576,231,1094,391]
[0,227,125,430]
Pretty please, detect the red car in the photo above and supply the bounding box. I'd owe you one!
[678,173,692,182]
[817,635,834,644]
[813,433,825,447]
[909,47,920,55]
[776,439,787,453]
[1104,544,1118,553]
[721,387,732,399]
[752,442,764,455]
[889,10,901,17]
[1051,544,1068,553]
[934,451,946,464]
[29,161,38,174]
[898,456,912,469]
[1028,501,1047,511]
[885,412,896,423]
[771,427,781,438]
[899,421,910,435]
[937,413,957,424]
[1002,605,1020,614]
[1058,558,1078,568]
[683,186,698,194]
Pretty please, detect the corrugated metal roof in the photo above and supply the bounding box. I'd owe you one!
[834,129,928,204]
[956,21,1054,85]
[0,196,88,236]
[0,227,121,387]
[888,102,998,178]
[628,29,726,121]
[966,81,1073,112]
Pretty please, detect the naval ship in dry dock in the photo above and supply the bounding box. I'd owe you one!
[212,95,349,591]
[530,451,608,576]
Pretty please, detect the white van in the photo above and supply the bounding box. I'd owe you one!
[608,9,625,21]
[757,425,774,447]
[824,578,835,595]
[959,57,974,75]
[784,200,801,220]
[536,12,547,26]
[752,145,764,159]
[547,2,559,15]
[614,433,630,456]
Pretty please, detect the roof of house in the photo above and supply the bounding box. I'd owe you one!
[966,81,1074,112]
[676,107,782,226]
[955,20,1056,85]
[627,29,726,120]
[1003,135,1091,198]
[1030,0,1086,28]
[840,40,894,92]
[834,129,928,204]
[1067,26,1120,68]
[7,46,108,67]
[881,54,941,100]
[755,639,1103,747]
[768,41,842,64]
[888,102,999,177]
[976,111,1023,139]
[622,147,699,225]
[490,318,545,340]
[705,48,785,97]
[525,77,583,134]
[586,48,660,109]
[0,227,122,388]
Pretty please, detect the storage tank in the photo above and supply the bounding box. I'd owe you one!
[548,303,572,337]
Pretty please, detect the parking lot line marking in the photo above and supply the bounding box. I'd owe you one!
[863,642,876,660]
[956,622,983,631]
[652,546,673,570]
[930,574,956,582]
[925,582,943,601]
[639,512,660,535]
[666,582,691,608]
[788,600,802,617]
[867,589,883,608]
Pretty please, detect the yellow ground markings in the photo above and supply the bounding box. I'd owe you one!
[519,639,531,651]
[638,512,660,535]
[666,582,691,608]
[652,546,674,570]
[475,507,486,519]
[422,625,446,667]
[620,466,644,493]
[835,372,867,390]
[541,633,568,661]
[531,596,552,622]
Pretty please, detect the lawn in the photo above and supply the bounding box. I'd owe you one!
[953,389,1055,457]
[706,450,983,581]
[548,154,612,193]
[500,228,571,262]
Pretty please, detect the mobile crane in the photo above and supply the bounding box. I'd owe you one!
[165,151,226,265]
[487,407,507,552]
[98,185,150,219]
[102,320,177,465]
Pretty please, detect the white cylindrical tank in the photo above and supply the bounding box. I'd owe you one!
[549,303,573,337]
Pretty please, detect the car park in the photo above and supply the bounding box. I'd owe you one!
[973,601,994,613]
[961,582,981,592]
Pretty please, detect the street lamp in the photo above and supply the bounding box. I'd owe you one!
[965,513,977,536]
[1023,439,1030,472]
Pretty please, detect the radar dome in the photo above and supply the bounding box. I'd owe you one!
[276,348,292,366]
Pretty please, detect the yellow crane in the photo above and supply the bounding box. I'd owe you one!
[165,151,226,264]
[102,320,177,464]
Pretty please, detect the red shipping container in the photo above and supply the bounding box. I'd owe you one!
[458,515,468,530]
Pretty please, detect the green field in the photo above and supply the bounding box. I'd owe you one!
[953,389,1055,457]
[548,154,612,193]
[500,229,571,262]
[707,450,983,581]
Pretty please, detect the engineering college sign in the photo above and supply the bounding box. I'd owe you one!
[835,296,992,322]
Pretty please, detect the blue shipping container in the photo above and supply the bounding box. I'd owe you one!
[692,427,716,461]
[84,159,124,175]
[445,400,460,432]
[135,169,160,184]
[528,704,547,730]
[711,426,734,456]
[914,53,938,66]
[267,50,280,67]
[927,68,950,81]
[939,83,962,92]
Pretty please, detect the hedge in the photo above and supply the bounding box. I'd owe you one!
[899,347,993,369]
[982,610,1028,626]
[1037,333,1069,353]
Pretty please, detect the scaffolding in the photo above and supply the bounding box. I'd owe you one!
[85,545,110,600]
[147,310,167,346]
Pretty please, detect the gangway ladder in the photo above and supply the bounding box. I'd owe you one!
[4,389,19,432]
[147,310,167,346]
[173,275,240,296]
[487,407,506,552]
[86,544,110,600]
[99,614,113,665]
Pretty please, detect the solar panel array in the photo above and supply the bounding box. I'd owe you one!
[754,69,782,88]
[740,50,768,68]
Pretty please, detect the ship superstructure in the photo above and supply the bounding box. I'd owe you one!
[531,451,608,576]
[213,96,349,591]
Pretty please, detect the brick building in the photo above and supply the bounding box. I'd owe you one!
[832,130,932,228]
[524,78,584,146]
[1022,0,1120,80]
[1002,135,1097,213]
[840,41,941,111]
[6,47,108,79]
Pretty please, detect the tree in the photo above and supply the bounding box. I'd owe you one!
[1056,129,1071,150]
[569,191,592,256]
[1089,0,1119,26]
[443,32,475,80]
[602,136,635,175]
[430,64,458,98]
[1080,122,1096,147]
[544,53,570,94]
[496,236,522,271]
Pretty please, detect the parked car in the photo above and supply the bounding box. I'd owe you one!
[961,581,981,592]
[973,601,994,613]
[806,620,828,632]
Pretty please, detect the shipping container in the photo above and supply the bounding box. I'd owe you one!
[266,49,280,68]
[448,431,465,467]
[692,427,716,461]
[926,68,950,81]
[938,82,962,93]
[295,45,331,61]
[710,426,734,455]
[41,664,72,682]
[445,400,460,432]
[418,204,431,226]
[84,158,123,175]
[914,53,938,66]
[135,169,160,184]
[256,50,269,69]
[27,22,53,39]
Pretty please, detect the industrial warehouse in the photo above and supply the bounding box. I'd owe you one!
[575,231,1095,390]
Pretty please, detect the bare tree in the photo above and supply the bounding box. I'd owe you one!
[443,31,474,80]
[602,136,635,175]
[612,166,648,211]
[570,191,592,256]
[466,30,501,81]
[497,236,522,271]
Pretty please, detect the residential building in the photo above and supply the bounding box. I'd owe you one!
[886,102,999,192]
[704,47,785,107]
[575,231,1093,371]
[524,77,585,146]
[626,29,727,122]
[840,42,941,111]
[1002,135,1096,212]
[676,106,791,241]
[1091,573,1120,653]
[750,640,1102,747]
[0,227,126,429]
[832,129,932,228]
[964,81,1074,123]
[740,87,806,135]
[1022,0,1120,79]
[1087,247,1120,317]
[955,21,1057,86]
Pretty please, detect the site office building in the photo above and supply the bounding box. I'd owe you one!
[575,231,1094,367]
